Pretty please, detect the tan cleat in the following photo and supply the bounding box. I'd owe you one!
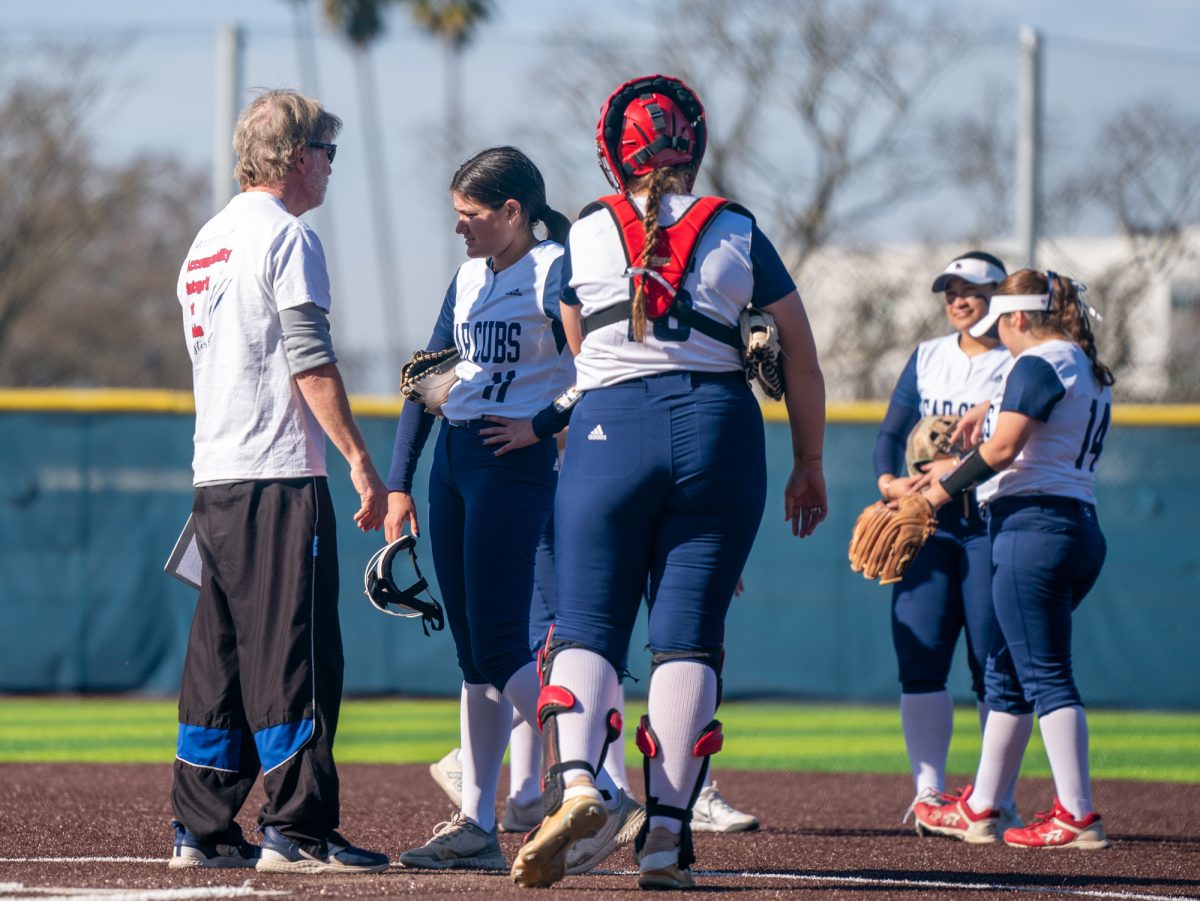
[637,825,694,891]
[510,779,606,888]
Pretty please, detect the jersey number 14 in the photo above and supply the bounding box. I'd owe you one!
[1074,400,1110,471]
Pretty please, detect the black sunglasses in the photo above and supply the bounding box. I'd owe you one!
[306,141,337,163]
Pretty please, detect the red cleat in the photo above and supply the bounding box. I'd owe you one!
[912,784,1001,844]
[1003,798,1111,850]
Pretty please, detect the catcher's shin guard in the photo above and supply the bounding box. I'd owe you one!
[535,628,621,813]
[633,715,725,871]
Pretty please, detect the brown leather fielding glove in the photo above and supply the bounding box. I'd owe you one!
[905,414,963,476]
[848,494,938,585]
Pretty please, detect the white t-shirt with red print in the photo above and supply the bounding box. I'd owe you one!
[177,191,333,484]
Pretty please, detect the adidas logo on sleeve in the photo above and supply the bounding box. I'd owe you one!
[587,424,607,441]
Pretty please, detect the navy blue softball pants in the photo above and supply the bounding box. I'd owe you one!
[983,496,1107,717]
[427,419,558,689]
[891,502,995,699]
[553,370,767,666]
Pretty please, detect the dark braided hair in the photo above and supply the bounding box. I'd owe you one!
[625,163,696,341]
[997,269,1115,387]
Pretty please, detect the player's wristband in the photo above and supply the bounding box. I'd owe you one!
[532,385,583,439]
[938,448,997,499]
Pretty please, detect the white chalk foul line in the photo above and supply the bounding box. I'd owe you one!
[0,861,161,867]
[0,884,283,900]
[581,869,1199,901]
[3,861,1195,901]
[699,870,1200,901]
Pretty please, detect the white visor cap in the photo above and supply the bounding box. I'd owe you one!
[932,256,1007,293]
[969,294,1052,338]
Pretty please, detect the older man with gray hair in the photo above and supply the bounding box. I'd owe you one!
[169,88,388,875]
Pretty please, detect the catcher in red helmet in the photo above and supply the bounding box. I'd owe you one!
[510,76,828,891]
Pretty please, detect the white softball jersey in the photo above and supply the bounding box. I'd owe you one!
[976,339,1112,505]
[177,191,331,484]
[566,195,754,389]
[439,240,576,421]
[914,333,1012,417]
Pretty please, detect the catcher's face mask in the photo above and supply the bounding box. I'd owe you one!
[363,535,445,635]
[596,74,707,192]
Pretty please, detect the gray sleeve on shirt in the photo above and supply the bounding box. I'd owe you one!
[280,302,338,374]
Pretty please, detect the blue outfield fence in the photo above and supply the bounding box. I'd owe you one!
[1,391,1198,709]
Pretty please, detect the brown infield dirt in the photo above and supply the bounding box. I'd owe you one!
[1,764,1198,900]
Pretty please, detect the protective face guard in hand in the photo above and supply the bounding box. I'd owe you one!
[363,535,445,635]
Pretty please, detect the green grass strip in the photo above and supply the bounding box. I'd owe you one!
[1,698,1196,782]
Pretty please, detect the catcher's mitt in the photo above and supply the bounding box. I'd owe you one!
[400,347,460,415]
[848,494,938,585]
[905,414,963,476]
[739,306,785,400]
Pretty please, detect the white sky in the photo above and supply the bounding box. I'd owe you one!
[3,0,1199,392]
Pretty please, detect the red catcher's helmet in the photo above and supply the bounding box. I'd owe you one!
[596,74,707,192]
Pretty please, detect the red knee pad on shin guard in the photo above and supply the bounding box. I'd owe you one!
[693,719,724,758]
[635,714,659,758]
[606,709,623,744]
[537,684,576,730]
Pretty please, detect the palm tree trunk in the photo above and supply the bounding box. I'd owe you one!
[354,46,404,392]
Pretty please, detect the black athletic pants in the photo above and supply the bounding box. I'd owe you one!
[171,477,342,852]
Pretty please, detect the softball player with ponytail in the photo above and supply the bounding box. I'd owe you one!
[873,251,1026,828]
[383,146,579,870]
[913,269,1114,850]
[510,75,826,890]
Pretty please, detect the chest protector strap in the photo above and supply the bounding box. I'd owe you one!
[580,194,749,349]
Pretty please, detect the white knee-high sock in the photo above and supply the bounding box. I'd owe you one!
[543,648,619,788]
[646,660,718,834]
[601,684,632,794]
[502,661,541,726]
[968,709,1033,813]
[507,715,541,805]
[460,681,512,831]
[501,663,543,806]
[900,691,953,793]
[1038,705,1093,817]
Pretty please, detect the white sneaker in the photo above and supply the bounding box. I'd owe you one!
[399,812,506,870]
[691,781,759,833]
[429,748,463,808]
[565,789,646,874]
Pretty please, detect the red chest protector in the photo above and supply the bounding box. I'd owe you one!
[579,194,750,349]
